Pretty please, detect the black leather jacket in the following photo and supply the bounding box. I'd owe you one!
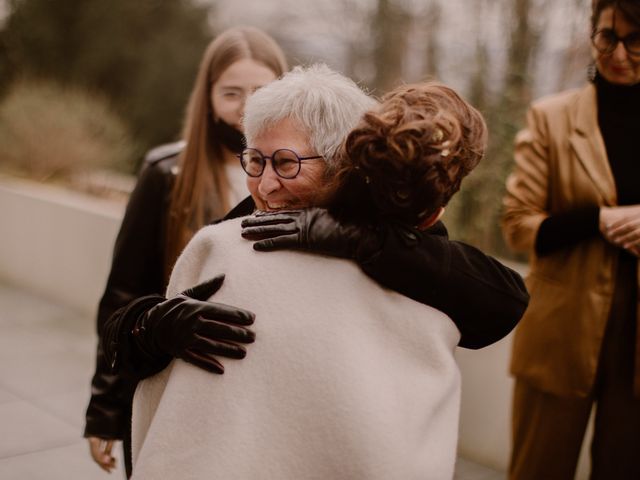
[224,199,529,350]
[84,142,185,440]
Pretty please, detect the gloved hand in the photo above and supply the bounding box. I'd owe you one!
[132,274,256,374]
[241,208,383,261]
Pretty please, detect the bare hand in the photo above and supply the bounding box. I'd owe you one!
[88,437,117,473]
[600,205,640,257]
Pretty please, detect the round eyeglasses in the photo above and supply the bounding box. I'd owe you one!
[591,28,640,57]
[238,148,323,179]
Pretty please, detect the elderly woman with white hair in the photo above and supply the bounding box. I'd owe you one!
[125,65,516,479]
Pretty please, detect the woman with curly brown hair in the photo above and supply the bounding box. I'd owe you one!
[128,72,494,479]
[242,82,525,351]
[329,82,487,229]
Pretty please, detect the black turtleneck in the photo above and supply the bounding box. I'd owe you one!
[534,73,640,255]
[595,73,640,205]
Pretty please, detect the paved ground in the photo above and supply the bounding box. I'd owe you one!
[0,281,504,480]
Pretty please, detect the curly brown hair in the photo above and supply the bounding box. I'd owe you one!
[331,82,487,226]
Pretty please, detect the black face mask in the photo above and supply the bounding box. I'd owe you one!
[211,118,246,153]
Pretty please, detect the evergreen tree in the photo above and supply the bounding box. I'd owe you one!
[0,0,213,156]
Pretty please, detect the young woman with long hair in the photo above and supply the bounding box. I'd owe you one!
[83,26,288,477]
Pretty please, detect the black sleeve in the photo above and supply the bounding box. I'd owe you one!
[534,207,600,256]
[360,222,530,349]
[101,295,173,382]
[84,162,170,439]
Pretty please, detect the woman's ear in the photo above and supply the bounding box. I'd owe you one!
[416,207,445,231]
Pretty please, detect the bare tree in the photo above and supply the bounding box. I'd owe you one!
[371,0,411,92]
[446,0,548,255]
[212,0,379,86]
[422,1,442,79]
[466,0,491,111]
[554,0,591,90]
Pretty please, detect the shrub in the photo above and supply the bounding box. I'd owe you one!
[0,79,138,181]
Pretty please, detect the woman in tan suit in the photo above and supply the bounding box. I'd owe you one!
[502,0,640,478]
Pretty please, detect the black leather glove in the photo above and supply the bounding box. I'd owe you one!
[241,208,383,261]
[132,275,256,374]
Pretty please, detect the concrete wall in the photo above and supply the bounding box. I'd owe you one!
[0,176,124,316]
[456,335,592,479]
[456,337,514,470]
[0,176,592,476]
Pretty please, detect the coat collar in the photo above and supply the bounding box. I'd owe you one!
[223,196,256,221]
[568,83,617,206]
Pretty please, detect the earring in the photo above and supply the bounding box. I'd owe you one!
[587,62,597,82]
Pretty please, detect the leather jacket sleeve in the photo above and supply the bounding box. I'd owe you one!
[98,196,259,385]
[361,221,529,349]
[84,157,174,439]
[101,294,173,382]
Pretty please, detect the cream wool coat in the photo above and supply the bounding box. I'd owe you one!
[130,217,462,480]
[503,83,640,398]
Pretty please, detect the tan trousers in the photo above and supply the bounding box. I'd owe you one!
[510,252,640,480]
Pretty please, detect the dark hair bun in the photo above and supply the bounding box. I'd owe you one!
[343,82,487,224]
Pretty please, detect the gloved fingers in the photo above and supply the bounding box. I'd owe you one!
[197,318,256,344]
[241,223,299,240]
[198,302,256,326]
[241,210,302,227]
[181,275,226,301]
[182,348,225,374]
[191,335,248,359]
[253,209,303,218]
[252,233,300,251]
[253,208,304,220]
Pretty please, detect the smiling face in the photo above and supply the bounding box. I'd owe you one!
[210,58,278,131]
[246,118,333,211]
[593,7,640,85]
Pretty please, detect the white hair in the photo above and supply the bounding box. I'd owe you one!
[243,64,378,172]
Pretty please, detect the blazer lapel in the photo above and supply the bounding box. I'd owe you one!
[568,84,617,206]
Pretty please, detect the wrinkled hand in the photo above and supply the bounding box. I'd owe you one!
[88,437,117,473]
[241,208,382,260]
[600,205,640,257]
[135,275,256,374]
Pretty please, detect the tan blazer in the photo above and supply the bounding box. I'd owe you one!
[502,83,640,397]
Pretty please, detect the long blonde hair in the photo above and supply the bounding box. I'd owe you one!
[165,27,288,280]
